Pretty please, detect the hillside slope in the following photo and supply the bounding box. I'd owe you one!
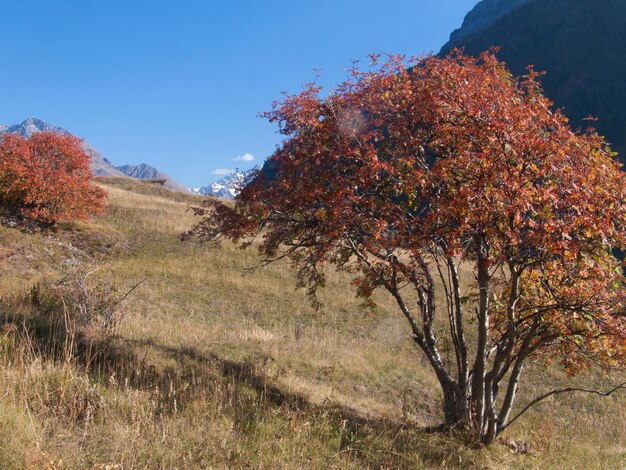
[441,0,626,159]
[0,179,624,468]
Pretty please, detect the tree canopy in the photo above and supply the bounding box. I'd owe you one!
[187,51,626,444]
[0,132,106,225]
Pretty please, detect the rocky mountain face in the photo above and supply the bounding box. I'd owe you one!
[4,117,66,138]
[0,117,125,177]
[448,0,533,43]
[116,163,189,193]
[441,0,626,160]
[191,166,260,199]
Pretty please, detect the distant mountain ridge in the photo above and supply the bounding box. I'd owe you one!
[1,118,188,192]
[5,117,66,138]
[0,118,125,177]
[116,163,189,193]
[191,166,260,199]
[441,0,626,160]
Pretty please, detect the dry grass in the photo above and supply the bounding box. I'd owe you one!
[0,178,624,469]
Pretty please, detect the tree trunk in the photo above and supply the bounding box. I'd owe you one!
[471,237,491,430]
[441,381,470,429]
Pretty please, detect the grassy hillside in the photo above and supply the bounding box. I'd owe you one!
[0,179,624,468]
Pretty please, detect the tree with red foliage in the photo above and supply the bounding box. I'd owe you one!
[0,132,106,225]
[187,51,626,444]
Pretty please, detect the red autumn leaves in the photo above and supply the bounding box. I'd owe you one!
[194,50,626,378]
[0,132,106,225]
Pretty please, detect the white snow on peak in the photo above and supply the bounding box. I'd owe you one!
[190,165,261,199]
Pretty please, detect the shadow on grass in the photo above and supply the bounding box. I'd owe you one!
[110,337,466,467]
[0,294,481,469]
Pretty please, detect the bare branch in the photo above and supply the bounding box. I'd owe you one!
[502,380,626,431]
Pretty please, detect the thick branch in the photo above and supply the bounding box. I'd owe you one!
[434,255,462,380]
[472,235,491,428]
[488,268,521,390]
[447,258,469,388]
[496,320,539,431]
[385,279,455,388]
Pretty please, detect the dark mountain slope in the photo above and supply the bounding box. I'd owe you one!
[449,0,532,43]
[442,0,626,159]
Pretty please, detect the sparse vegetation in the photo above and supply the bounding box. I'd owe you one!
[0,178,624,468]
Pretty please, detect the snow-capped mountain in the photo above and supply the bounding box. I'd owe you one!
[116,163,189,193]
[0,117,125,177]
[191,165,261,199]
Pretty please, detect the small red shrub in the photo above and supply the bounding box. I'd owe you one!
[0,132,106,225]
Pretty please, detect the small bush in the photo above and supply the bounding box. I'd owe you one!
[0,131,106,225]
[31,262,133,340]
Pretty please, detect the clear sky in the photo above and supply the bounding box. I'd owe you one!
[0,0,477,187]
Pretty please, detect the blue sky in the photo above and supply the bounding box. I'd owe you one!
[0,0,477,187]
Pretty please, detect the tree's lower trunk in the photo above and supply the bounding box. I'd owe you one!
[472,237,491,431]
[440,381,500,445]
[441,382,471,430]
[442,383,464,427]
